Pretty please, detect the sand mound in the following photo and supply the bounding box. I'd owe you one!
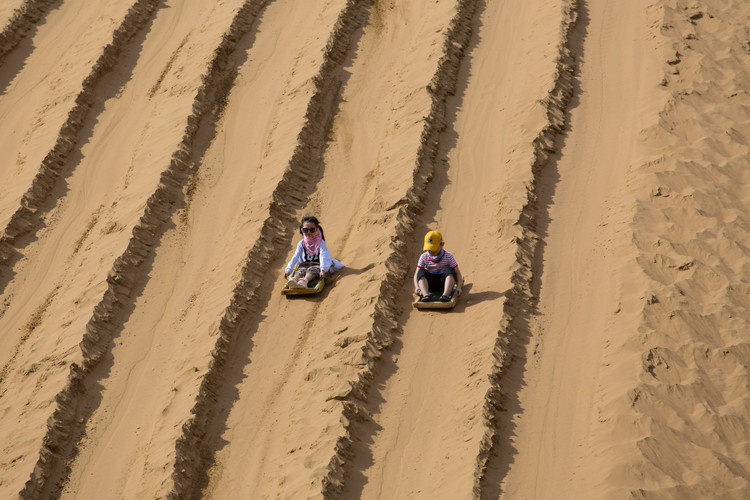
[1,0,749,498]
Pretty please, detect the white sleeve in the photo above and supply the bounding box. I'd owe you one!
[330,258,344,273]
[319,240,333,273]
[285,241,304,274]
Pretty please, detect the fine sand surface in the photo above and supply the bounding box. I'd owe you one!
[1,0,749,499]
[499,1,667,498]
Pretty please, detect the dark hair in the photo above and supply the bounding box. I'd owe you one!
[299,215,325,240]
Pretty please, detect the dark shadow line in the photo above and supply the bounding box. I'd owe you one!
[340,0,485,496]
[480,0,590,497]
[171,2,373,497]
[24,3,167,496]
[0,0,63,95]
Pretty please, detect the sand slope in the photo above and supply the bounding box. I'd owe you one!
[499,1,666,497]
[1,0,749,498]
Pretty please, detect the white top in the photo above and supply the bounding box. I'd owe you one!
[285,239,344,275]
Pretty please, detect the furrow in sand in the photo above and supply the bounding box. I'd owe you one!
[471,0,577,496]
[189,0,476,498]
[0,0,157,383]
[0,0,155,292]
[321,0,483,496]
[0,0,162,496]
[0,1,744,498]
[620,1,750,496]
[497,0,669,497]
[326,2,482,495]
[325,0,575,498]
[55,1,275,496]
[58,0,370,497]
[0,0,55,64]
[0,0,248,456]
[168,1,370,498]
[15,1,273,497]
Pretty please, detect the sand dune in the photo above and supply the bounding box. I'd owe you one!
[1,0,749,498]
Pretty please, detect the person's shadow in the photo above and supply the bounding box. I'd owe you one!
[325,263,375,284]
[452,283,505,312]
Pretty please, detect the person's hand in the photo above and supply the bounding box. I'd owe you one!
[414,287,421,295]
[456,287,462,296]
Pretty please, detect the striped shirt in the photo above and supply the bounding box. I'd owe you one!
[417,250,458,273]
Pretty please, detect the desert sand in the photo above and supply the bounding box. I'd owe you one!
[0,0,749,498]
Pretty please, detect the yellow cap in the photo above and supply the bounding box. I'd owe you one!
[423,230,443,252]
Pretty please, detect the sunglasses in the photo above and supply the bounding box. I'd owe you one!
[301,227,317,234]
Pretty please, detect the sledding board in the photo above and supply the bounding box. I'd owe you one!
[281,276,325,296]
[412,278,463,310]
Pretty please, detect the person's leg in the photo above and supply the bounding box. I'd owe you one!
[437,268,457,300]
[418,276,431,297]
[287,267,305,287]
[416,268,435,301]
[442,274,456,297]
[298,271,315,287]
[298,266,321,288]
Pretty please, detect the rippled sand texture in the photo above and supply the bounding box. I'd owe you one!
[0,0,749,498]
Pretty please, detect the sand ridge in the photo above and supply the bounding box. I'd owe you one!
[1,0,749,498]
[498,0,670,497]
[0,1,152,266]
[0,1,164,496]
[0,0,53,64]
[195,0,476,497]
[171,0,370,497]
[52,2,269,498]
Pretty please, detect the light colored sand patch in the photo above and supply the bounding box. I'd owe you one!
[500,1,667,498]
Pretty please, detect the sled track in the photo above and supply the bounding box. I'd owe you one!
[16,0,263,495]
[169,1,371,497]
[0,0,158,294]
[3,0,748,497]
[0,0,57,65]
[1,0,164,492]
[473,0,578,495]
[325,0,483,496]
